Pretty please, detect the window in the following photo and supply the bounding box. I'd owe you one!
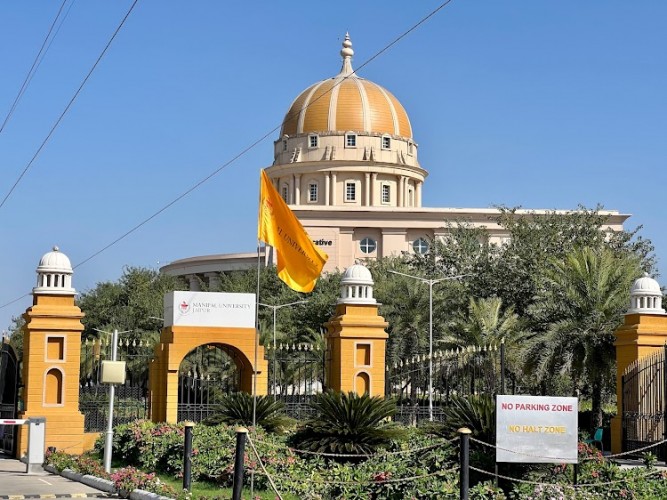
[282,139,288,152]
[308,135,318,148]
[281,185,289,203]
[346,133,356,147]
[345,182,356,202]
[381,184,390,204]
[412,238,429,255]
[407,141,414,155]
[408,188,414,207]
[360,237,377,254]
[382,136,391,149]
[308,182,318,202]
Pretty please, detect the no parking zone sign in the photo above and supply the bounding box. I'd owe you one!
[496,395,578,463]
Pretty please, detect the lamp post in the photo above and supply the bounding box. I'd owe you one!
[258,300,308,399]
[388,270,469,421]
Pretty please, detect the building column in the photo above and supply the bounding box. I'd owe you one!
[397,176,405,207]
[325,173,331,206]
[331,172,337,205]
[289,175,295,204]
[416,181,423,207]
[294,174,301,206]
[364,173,371,207]
[371,173,378,206]
[205,272,220,290]
[187,275,201,291]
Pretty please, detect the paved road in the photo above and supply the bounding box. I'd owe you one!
[0,454,111,499]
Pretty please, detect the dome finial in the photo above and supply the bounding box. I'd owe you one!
[339,32,354,77]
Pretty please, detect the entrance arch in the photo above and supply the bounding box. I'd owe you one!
[150,291,267,423]
[176,343,247,422]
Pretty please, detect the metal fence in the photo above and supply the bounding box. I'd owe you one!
[622,345,667,460]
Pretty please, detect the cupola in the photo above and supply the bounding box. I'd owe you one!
[338,263,375,305]
[627,273,664,314]
[33,246,75,295]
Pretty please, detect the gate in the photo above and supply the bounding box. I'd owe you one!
[177,344,243,422]
[0,341,20,455]
[79,336,153,431]
[622,345,667,460]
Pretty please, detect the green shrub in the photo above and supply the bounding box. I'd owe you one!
[289,391,407,458]
[201,392,295,433]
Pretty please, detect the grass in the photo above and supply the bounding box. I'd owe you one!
[158,473,299,499]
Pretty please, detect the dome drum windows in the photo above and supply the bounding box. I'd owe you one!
[381,184,391,204]
[281,184,289,203]
[345,181,357,202]
[359,237,377,254]
[381,135,391,150]
[308,182,318,203]
[345,133,357,148]
[308,134,319,148]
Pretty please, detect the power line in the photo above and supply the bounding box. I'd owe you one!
[0,0,454,313]
[0,0,139,211]
[0,0,70,135]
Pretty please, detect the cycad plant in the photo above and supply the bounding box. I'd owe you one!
[201,392,294,433]
[290,391,407,458]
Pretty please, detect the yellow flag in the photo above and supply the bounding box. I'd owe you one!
[258,170,328,292]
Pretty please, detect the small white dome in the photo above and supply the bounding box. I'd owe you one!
[338,264,375,305]
[37,246,73,274]
[33,246,75,296]
[627,273,664,315]
[630,274,662,295]
[341,264,374,286]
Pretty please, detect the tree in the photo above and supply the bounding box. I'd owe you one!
[525,246,641,427]
[442,296,530,385]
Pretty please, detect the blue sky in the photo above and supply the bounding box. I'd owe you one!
[0,1,665,331]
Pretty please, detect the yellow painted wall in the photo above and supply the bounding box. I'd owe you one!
[150,325,268,423]
[16,294,86,457]
[611,313,667,454]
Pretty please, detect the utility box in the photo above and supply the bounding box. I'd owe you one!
[100,361,126,385]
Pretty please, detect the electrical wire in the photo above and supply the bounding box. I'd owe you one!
[0,0,139,211]
[0,0,454,312]
[0,0,70,135]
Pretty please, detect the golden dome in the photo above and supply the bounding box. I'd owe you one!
[280,34,413,139]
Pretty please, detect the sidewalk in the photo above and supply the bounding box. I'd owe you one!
[0,454,110,499]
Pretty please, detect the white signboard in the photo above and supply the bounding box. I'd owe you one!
[164,291,255,328]
[496,395,578,464]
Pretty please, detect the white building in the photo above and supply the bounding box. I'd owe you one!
[161,34,628,288]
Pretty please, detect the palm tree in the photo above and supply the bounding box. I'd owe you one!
[441,296,530,394]
[526,246,640,427]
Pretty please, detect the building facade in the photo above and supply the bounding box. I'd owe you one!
[161,34,628,286]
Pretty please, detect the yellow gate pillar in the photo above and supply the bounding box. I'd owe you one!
[17,247,86,457]
[324,264,388,397]
[612,274,667,454]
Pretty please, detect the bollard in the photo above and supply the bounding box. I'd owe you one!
[182,421,195,491]
[573,463,579,489]
[458,427,472,500]
[232,427,248,500]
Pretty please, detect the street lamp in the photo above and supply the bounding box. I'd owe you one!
[388,270,469,421]
[258,300,309,398]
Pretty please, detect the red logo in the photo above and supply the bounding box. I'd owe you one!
[179,300,190,314]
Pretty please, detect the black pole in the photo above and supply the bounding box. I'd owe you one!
[232,427,248,500]
[459,427,472,500]
[182,421,195,491]
[573,463,579,489]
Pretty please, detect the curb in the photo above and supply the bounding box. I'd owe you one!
[0,495,100,499]
[43,466,174,500]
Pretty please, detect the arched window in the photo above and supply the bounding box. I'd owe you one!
[281,185,289,203]
[45,368,63,405]
[355,372,370,395]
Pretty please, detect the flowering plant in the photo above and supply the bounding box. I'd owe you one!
[110,466,175,498]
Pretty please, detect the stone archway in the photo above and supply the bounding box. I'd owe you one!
[149,292,268,423]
